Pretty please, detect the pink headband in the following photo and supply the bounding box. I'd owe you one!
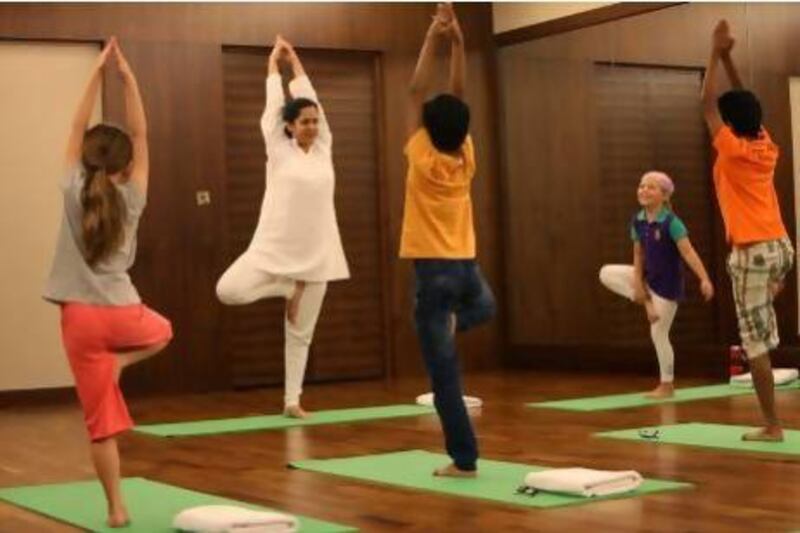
[642,171,674,197]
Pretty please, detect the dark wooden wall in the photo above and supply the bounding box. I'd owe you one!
[498,3,800,376]
[0,3,503,393]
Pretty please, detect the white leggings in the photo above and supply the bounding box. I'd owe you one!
[599,265,678,383]
[216,251,327,407]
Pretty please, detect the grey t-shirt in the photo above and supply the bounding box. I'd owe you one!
[43,166,146,306]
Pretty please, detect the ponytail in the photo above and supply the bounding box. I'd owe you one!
[81,164,125,267]
[79,124,132,267]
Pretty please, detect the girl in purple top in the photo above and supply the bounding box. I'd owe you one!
[600,171,714,398]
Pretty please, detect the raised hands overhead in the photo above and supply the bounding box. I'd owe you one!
[712,19,735,56]
[65,37,118,169]
[437,3,464,45]
[109,40,149,192]
[408,3,467,134]
[268,34,288,74]
[268,34,305,78]
[110,39,134,80]
[96,37,117,70]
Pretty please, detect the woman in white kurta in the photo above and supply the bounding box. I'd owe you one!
[216,35,349,418]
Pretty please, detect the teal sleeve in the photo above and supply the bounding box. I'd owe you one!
[630,223,640,242]
[669,216,689,241]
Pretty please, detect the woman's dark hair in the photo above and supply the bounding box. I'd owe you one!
[718,89,762,138]
[80,124,132,266]
[282,97,318,138]
[422,94,470,153]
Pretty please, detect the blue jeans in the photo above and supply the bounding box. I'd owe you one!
[413,259,496,470]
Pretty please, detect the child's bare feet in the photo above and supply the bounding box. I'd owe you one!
[644,383,675,399]
[433,464,476,478]
[284,405,310,419]
[107,506,129,528]
[644,300,659,324]
[287,281,306,325]
[742,426,784,442]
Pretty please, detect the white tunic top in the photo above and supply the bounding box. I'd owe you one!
[247,74,350,282]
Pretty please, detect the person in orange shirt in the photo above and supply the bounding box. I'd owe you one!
[402,3,496,477]
[702,20,795,442]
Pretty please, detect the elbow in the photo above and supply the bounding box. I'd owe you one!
[129,125,148,141]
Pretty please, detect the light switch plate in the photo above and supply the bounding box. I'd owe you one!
[196,190,211,206]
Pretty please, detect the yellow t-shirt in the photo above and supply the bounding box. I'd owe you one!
[399,128,476,259]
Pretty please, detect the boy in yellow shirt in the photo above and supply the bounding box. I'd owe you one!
[401,3,496,476]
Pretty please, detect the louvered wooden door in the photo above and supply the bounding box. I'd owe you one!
[221,47,386,388]
[595,64,717,344]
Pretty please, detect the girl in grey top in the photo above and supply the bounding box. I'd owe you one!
[44,38,172,528]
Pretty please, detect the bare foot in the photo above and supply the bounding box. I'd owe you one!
[107,507,129,528]
[286,281,306,326]
[742,427,784,442]
[644,300,659,324]
[644,383,675,399]
[283,405,310,419]
[433,464,476,478]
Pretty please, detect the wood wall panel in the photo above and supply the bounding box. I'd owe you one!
[0,3,503,392]
[498,58,602,344]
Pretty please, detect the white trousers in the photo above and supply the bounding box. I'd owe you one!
[599,265,678,383]
[216,251,327,407]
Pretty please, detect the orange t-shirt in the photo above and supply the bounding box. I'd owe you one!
[399,128,476,259]
[712,126,787,245]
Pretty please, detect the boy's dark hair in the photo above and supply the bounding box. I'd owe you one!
[718,89,762,138]
[422,94,470,152]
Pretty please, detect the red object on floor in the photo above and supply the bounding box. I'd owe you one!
[729,345,747,377]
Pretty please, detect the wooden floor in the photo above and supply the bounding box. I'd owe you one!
[1,371,798,532]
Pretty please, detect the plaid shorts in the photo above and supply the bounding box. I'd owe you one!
[727,237,794,359]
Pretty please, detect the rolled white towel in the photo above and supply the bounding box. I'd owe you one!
[730,368,798,388]
[173,505,298,533]
[523,468,643,498]
[415,392,483,408]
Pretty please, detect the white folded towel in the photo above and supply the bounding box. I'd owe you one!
[415,392,483,408]
[523,468,643,498]
[173,505,298,533]
[730,368,798,388]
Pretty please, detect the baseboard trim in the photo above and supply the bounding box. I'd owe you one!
[0,386,75,407]
[507,343,800,379]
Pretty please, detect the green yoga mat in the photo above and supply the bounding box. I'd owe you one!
[0,477,354,532]
[135,404,435,438]
[597,423,800,456]
[290,450,692,508]
[528,382,800,412]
